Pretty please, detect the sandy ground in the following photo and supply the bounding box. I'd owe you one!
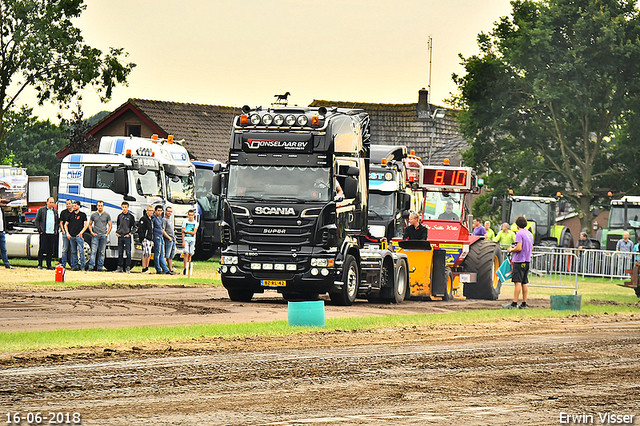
[1,285,639,425]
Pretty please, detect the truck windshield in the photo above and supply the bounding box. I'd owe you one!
[609,206,640,229]
[227,165,331,201]
[166,173,196,204]
[135,170,162,197]
[369,192,395,216]
[421,192,463,221]
[195,167,220,219]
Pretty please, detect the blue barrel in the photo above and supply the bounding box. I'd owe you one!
[288,300,325,327]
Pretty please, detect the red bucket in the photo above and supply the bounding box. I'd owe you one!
[55,265,65,282]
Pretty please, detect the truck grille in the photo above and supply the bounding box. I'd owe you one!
[235,216,316,249]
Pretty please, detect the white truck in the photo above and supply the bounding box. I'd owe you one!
[57,135,198,269]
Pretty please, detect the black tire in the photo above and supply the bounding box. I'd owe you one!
[330,254,359,306]
[227,289,254,302]
[560,231,574,248]
[462,240,502,300]
[380,258,407,304]
[635,285,640,298]
[443,266,454,301]
[539,239,557,248]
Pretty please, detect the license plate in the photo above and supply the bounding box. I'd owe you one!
[261,280,287,287]
[459,273,471,283]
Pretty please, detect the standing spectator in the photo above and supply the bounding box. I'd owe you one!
[472,218,487,238]
[0,205,12,269]
[576,231,592,273]
[616,231,634,275]
[138,205,154,273]
[65,200,88,271]
[182,209,198,275]
[503,216,534,309]
[152,205,170,274]
[493,222,516,249]
[576,232,592,250]
[35,197,59,270]
[87,200,112,271]
[115,201,136,273]
[633,239,640,263]
[163,206,177,274]
[484,221,495,241]
[616,232,633,252]
[58,199,74,268]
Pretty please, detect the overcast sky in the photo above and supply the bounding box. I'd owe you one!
[23,0,513,121]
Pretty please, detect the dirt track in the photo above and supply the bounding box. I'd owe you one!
[1,287,639,425]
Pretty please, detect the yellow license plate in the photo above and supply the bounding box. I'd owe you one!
[261,280,287,287]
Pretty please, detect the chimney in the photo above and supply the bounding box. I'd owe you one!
[416,88,430,120]
[418,88,429,105]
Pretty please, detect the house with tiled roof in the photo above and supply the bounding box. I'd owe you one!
[69,99,239,161]
[310,89,467,166]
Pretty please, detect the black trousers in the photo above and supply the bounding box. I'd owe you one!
[38,233,57,267]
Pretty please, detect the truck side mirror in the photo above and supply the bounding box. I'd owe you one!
[211,174,222,195]
[346,166,360,176]
[491,196,498,209]
[401,193,411,211]
[592,207,600,217]
[343,176,358,199]
[212,163,222,173]
[559,200,567,212]
[114,169,127,195]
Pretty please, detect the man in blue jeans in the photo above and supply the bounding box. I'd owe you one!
[87,200,112,271]
[64,200,88,271]
[58,199,74,268]
[152,205,170,274]
[0,206,12,269]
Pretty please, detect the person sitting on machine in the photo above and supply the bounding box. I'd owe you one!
[438,201,459,221]
[403,212,428,240]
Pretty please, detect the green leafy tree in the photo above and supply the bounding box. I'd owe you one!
[451,0,640,231]
[4,106,67,191]
[0,0,135,143]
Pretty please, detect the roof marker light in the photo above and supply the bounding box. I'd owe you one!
[240,114,248,124]
[151,134,158,143]
[297,115,308,126]
[311,116,319,126]
[167,135,174,144]
[285,115,296,126]
[443,158,450,166]
[381,158,387,167]
[125,149,132,158]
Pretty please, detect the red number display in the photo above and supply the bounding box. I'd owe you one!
[421,167,470,190]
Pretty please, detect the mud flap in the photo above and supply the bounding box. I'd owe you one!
[431,249,446,297]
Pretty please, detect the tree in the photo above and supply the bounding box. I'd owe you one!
[4,106,67,191]
[451,0,640,232]
[0,0,135,142]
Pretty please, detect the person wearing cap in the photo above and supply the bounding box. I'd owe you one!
[65,200,88,271]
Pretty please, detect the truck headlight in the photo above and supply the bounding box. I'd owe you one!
[221,256,238,265]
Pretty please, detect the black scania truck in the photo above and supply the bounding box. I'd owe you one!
[214,105,410,305]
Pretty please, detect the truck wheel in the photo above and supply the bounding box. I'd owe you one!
[227,289,254,302]
[443,266,453,301]
[635,285,640,298]
[387,258,407,304]
[330,254,359,306]
[462,240,502,300]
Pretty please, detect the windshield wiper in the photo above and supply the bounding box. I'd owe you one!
[368,210,384,219]
[231,195,265,202]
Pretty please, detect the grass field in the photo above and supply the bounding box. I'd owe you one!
[0,259,638,352]
[0,258,222,291]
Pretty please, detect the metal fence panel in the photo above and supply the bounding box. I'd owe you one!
[501,248,579,295]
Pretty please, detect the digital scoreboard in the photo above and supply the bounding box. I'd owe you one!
[420,166,473,191]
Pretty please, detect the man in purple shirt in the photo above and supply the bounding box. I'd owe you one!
[472,218,487,237]
[503,215,534,309]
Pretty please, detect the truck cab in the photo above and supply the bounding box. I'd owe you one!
[192,160,225,259]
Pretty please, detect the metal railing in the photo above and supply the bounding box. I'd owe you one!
[501,248,579,295]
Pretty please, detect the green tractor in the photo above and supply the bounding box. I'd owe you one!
[493,195,574,248]
[600,196,640,250]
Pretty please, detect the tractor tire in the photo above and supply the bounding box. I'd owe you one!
[384,258,408,304]
[443,266,454,301]
[330,254,359,306]
[561,232,574,248]
[227,289,254,302]
[539,239,558,248]
[462,240,502,300]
